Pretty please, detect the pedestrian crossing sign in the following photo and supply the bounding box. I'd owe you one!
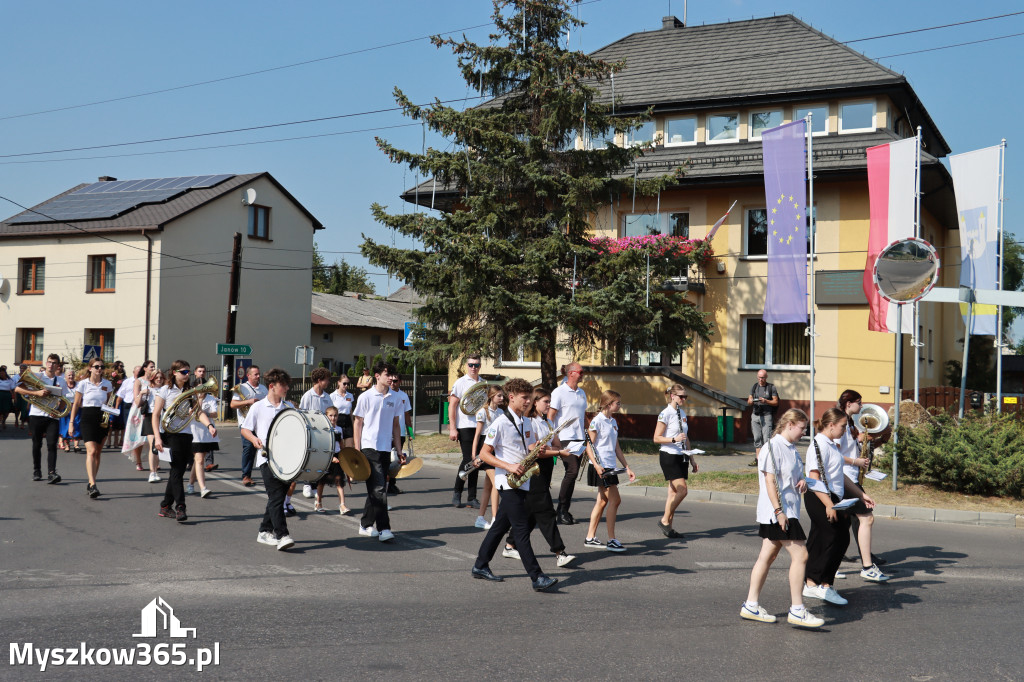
[83,345,101,362]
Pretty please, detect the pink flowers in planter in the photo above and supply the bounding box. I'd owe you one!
[588,234,713,263]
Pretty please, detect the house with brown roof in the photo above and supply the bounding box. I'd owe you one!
[0,172,323,373]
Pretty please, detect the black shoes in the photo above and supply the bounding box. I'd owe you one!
[388,484,402,495]
[32,471,43,481]
[452,493,463,508]
[47,472,61,484]
[158,505,175,518]
[86,484,100,498]
[175,506,188,523]
[556,510,575,525]
[464,498,480,509]
[532,575,558,592]
[658,521,683,538]
[471,566,504,582]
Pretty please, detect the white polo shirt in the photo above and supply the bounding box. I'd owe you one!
[235,381,268,428]
[392,388,412,431]
[241,397,290,467]
[76,378,112,408]
[116,377,135,402]
[806,433,845,499]
[27,372,67,418]
[155,384,185,434]
[839,423,862,482]
[588,412,619,469]
[299,387,333,414]
[331,390,354,415]
[756,434,805,523]
[353,386,399,451]
[485,410,536,492]
[657,404,688,455]
[190,395,220,444]
[549,382,588,441]
[450,374,482,430]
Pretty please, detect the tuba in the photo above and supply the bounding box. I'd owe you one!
[853,404,889,487]
[507,417,578,489]
[17,371,72,418]
[459,381,490,416]
[231,382,256,420]
[161,378,218,433]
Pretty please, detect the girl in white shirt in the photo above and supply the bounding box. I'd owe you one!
[652,384,699,538]
[741,408,823,629]
[68,360,114,498]
[187,392,220,498]
[583,390,635,553]
[470,387,506,529]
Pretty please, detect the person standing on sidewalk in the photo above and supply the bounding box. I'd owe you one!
[547,362,589,525]
[448,355,483,509]
[747,370,779,466]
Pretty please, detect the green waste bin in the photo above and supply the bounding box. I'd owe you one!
[439,399,450,434]
[716,415,735,443]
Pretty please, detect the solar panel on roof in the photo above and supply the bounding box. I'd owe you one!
[7,174,235,224]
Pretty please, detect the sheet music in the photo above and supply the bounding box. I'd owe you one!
[564,440,586,456]
[681,449,704,455]
[804,478,829,494]
[832,498,858,511]
[864,469,888,481]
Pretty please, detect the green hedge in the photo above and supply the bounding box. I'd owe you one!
[879,412,1024,498]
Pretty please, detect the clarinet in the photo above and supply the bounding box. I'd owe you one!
[767,441,787,528]
[675,406,687,455]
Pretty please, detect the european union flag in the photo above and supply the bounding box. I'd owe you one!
[761,120,808,324]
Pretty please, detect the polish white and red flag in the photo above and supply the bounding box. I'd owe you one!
[863,137,917,333]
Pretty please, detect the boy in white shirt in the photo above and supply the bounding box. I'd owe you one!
[352,361,403,542]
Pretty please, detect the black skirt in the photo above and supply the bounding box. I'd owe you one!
[337,413,353,440]
[587,465,619,488]
[321,460,346,485]
[758,519,807,542]
[191,442,220,454]
[79,406,108,444]
[659,452,689,480]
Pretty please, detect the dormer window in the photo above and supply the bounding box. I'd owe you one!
[664,116,697,146]
[794,104,829,136]
[749,110,783,141]
[839,100,876,134]
[707,113,739,144]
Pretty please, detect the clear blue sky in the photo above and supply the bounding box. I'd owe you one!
[1,0,1021,332]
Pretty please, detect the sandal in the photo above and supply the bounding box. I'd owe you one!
[314,501,325,513]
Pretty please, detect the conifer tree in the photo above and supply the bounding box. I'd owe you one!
[363,0,713,386]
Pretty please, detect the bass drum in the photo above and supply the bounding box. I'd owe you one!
[266,408,335,483]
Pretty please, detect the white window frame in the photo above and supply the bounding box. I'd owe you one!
[794,104,829,136]
[706,113,739,145]
[625,120,655,147]
[497,344,541,369]
[748,109,784,141]
[620,212,690,238]
[741,316,811,371]
[664,115,698,147]
[838,100,876,134]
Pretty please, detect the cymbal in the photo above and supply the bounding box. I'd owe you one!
[394,456,423,479]
[338,447,371,482]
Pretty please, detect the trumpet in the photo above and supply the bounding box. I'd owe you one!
[161,378,218,433]
[17,371,71,419]
[854,404,889,487]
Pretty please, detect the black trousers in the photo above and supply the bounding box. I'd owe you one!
[475,488,544,580]
[804,491,851,585]
[160,432,193,509]
[506,486,566,554]
[29,415,59,474]
[558,453,582,509]
[452,427,479,499]
[360,448,391,531]
[259,463,290,539]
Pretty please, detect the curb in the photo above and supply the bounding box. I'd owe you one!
[417,455,1023,530]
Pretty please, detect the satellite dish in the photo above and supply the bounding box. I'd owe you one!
[0,272,8,296]
[873,237,940,304]
[242,188,257,206]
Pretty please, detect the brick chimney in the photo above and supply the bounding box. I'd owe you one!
[98,176,117,182]
[662,16,684,29]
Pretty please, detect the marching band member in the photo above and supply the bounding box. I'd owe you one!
[471,386,505,530]
[470,378,558,591]
[117,366,141,467]
[16,363,31,429]
[152,361,216,522]
[838,390,891,582]
[105,361,127,449]
[14,353,66,483]
[330,375,355,448]
[297,367,334,502]
[241,368,295,550]
[352,361,403,542]
[548,362,588,525]
[653,384,698,538]
[448,355,483,509]
[315,406,350,515]
[740,409,823,628]
[802,408,872,607]
[187,386,219,499]
[0,365,16,431]
[231,365,267,487]
[59,369,81,453]
[191,365,218,473]
[388,375,413,495]
[68,359,113,498]
[139,363,163,482]
[583,390,635,552]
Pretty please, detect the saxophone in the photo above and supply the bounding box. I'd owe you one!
[17,371,72,418]
[507,417,578,489]
[161,378,218,433]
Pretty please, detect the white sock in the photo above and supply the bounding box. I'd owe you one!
[790,604,806,615]
[744,601,759,611]
[284,495,291,504]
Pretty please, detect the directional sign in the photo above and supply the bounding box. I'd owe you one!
[83,345,101,362]
[216,343,252,356]
[404,322,415,347]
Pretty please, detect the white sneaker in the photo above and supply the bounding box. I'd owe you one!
[823,586,848,606]
[740,603,776,623]
[276,535,295,551]
[358,526,379,538]
[186,484,195,495]
[834,571,847,579]
[200,488,211,498]
[387,504,394,511]
[148,472,161,483]
[502,546,521,560]
[788,608,824,628]
[474,516,488,529]
[802,584,827,601]
[302,484,314,498]
[256,531,276,546]
[556,552,577,568]
[484,520,493,530]
[860,564,891,582]
[378,529,395,542]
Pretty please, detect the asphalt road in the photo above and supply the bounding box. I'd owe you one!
[2,427,1022,681]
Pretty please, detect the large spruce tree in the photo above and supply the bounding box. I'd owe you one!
[363,0,713,386]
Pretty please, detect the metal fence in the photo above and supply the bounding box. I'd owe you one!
[901,386,1024,416]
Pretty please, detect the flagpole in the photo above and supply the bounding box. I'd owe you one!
[806,114,816,424]
[913,126,922,403]
[996,138,1007,414]
[893,304,903,491]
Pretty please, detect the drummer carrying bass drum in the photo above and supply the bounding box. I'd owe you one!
[241,368,296,551]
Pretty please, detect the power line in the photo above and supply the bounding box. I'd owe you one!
[844,10,1024,43]
[875,31,1024,59]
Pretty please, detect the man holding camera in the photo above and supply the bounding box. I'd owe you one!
[747,370,779,466]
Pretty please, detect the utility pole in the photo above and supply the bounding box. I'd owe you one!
[223,232,242,419]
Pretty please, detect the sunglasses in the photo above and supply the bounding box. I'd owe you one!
[467,363,481,368]
[340,382,350,386]
[675,394,687,400]
[177,369,190,375]
[91,365,105,370]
